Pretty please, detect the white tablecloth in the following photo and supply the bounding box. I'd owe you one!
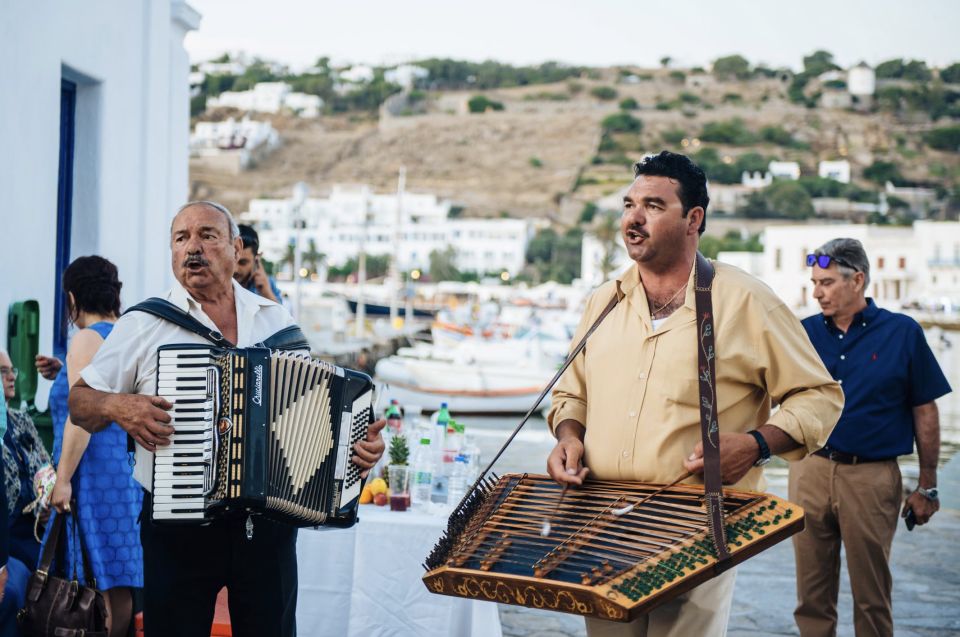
[296,506,503,637]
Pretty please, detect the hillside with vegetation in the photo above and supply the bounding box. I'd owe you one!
[189,51,960,281]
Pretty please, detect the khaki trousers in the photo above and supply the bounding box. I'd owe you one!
[584,568,737,637]
[789,453,901,637]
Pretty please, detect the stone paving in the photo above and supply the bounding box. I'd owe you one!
[497,456,960,637]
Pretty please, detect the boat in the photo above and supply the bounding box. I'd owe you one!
[344,296,438,318]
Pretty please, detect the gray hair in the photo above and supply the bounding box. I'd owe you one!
[814,237,871,288]
[172,201,240,239]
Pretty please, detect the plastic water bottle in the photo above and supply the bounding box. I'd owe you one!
[447,454,469,505]
[412,437,435,509]
[433,402,451,457]
[386,399,403,435]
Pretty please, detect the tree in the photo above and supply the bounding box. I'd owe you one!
[699,118,756,145]
[712,55,751,80]
[467,95,504,113]
[591,212,621,282]
[301,239,325,275]
[601,112,643,134]
[660,56,672,68]
[619,97,639,110]
[925,125,960,152]
[428,247,460,281]
[863,161,905,186]
[590,86,618,101]
[743,181,814,219]
[941,63,960,84]
[802,50,839,76]
[280,242,296,276]
[578,202,598,224]
[876,58,932,81]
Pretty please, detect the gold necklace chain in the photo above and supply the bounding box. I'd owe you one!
[650,282,687,317]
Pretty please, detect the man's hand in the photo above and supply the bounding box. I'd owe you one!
[352,418,386,479]
[251,267,279,303]
[902,490,939,526]
[547,420,590,486]
[35,354,63,380]
[51,478,73,513]
[0,565,7,603]
[684,432,760,485]
[107,394,174,451]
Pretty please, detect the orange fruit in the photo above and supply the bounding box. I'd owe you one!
[359,484,373,504]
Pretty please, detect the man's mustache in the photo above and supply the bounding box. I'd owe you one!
[183,254,210,268]
[625,224,649,238]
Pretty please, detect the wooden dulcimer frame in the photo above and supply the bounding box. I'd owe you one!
[423,473,804,622]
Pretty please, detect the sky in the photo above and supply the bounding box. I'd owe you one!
[184,0,960,72]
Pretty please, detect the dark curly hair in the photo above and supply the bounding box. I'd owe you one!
[634,151,710,234]
[62,255,122,324]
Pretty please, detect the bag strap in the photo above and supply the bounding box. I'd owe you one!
[694,252,731,564]
[37,509,66,576]
[68,508,98,589]
[124,298,236,348]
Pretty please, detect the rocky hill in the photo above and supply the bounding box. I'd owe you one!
[190,66,960,230]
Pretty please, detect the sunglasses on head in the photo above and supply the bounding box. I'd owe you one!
[806,253,856,270]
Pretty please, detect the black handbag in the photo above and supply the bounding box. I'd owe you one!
[18,508,108,637]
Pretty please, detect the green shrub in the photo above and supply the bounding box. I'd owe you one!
[590,86,618,101]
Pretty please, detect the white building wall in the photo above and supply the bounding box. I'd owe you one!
[818,160,851,184]
[0,0,199,357]
[848,65,876,96]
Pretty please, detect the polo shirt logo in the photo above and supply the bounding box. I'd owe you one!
[871,353,878,361]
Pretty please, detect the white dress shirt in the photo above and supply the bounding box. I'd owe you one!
[81,279,295,490]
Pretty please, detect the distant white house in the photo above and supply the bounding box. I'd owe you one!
[199,60,248,76]
[385,64,429,89]
[768,161,801,180]
[243,185,531,276]
[207,81,322,117]
[339,65,375,84]
[818,160,851,184]
[1,0,199,357]
[190,116,280,171]
[741,171,773,188]
[848,63,876,97]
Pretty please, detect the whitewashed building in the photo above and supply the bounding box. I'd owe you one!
[769,161,801,181]
[761,222,960,311]
[190,116,280,171]
[207,82,322,117]
[1,0,199,360]
[385,64,429,89]
[244,186,531,276]
[818,160,851,184]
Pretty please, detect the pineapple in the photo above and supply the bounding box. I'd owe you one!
[384,434,410,487]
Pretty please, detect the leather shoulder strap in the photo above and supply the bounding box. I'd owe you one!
[124,298,236,348]
[257,324,310,351]
[694,252,731,564]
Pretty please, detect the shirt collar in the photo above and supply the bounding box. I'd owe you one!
[167,279,275,345]
[823,298,878,332]
[615,261,696,329]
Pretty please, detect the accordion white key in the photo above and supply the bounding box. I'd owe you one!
[151,344,375,527]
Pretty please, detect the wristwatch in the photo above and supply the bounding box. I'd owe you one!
[747,430,771,467]
[916,486,939,501]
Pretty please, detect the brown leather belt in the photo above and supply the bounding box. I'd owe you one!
[813,447,893,465]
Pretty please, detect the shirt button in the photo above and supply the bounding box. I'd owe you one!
[862,322,866,327]
[839,334,844,339]
[638,372,647,380]
[838,379,843,385]
[628,410,637,418]
[840,355,845,360]
[622,450,630,458]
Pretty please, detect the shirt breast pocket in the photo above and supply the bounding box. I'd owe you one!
[657,376,702,410]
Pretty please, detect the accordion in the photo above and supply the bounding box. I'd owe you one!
[423,473,804,621]
[151,344,375,528]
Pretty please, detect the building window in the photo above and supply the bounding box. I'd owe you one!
[877,257,885,270]
[53,78,78,359]
[898,257,906,269]
[775,248,782,270]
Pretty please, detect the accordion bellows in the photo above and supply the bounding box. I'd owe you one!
[423,474,804,621]
[152,344,374,527]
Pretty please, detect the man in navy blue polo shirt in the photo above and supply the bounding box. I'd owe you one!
[789,237,950,637]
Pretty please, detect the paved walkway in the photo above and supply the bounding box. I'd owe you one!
[498,456,960,637]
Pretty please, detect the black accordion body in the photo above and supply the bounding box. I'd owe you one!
[151,344,375,528]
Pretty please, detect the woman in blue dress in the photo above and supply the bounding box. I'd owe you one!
[43,256,142,637]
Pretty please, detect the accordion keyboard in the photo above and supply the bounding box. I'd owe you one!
[153,348,219,520]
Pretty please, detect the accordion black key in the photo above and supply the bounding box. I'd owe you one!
[151,344,375,528]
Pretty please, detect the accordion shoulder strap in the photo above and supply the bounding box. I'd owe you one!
[256,324,310,351]
[124,297,235,348]
[694,252,732,565]
[126,298,309,351]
